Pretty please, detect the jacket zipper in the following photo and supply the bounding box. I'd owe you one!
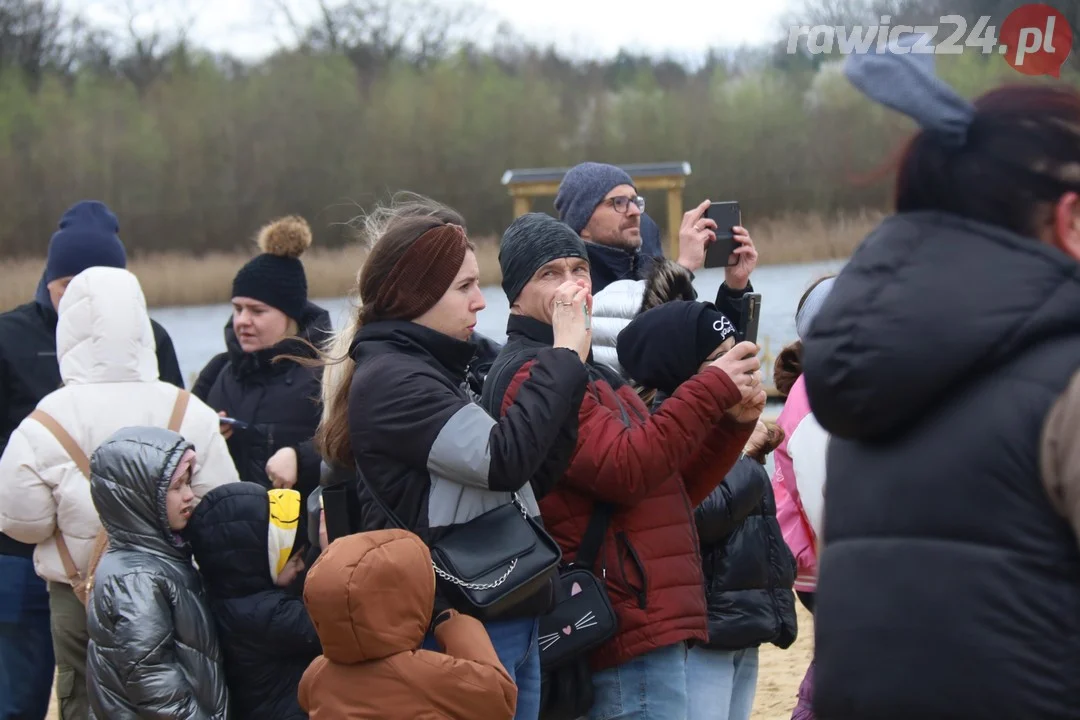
[616,531,648,609]
[679,489,706,589]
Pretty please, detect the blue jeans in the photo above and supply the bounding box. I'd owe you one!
[424,616,540,720]
[589,642,689,720]
[686,646,760,720]
[0,555,54,720]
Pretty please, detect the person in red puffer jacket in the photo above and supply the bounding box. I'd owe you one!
[482,213,766,720]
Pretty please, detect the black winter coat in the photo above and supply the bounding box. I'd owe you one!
[186,482,321,720]
[694,456,797,651]
[0,295,183,558]
[802,212,1080,720]
[193,302,331,496]
[347,320,587,616]
[317,329,504,542]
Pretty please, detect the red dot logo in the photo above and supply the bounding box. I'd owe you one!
[1000,3,1073,77]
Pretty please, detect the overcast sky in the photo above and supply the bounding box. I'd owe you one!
[63,0,795,63]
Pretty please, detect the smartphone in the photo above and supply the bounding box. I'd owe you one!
[738,293,762,345]
[219,416,251,431]
[703,201,742,269]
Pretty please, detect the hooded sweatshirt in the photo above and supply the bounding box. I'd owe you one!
[86,427,229,720]
[298,529,517,720]
[186,483,321,720]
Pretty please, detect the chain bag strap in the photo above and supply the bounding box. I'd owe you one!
[358,462,561,620]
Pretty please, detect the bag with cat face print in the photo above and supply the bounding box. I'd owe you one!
[538,502,618,670]
[538,566,618,669]
[538,503,618,719]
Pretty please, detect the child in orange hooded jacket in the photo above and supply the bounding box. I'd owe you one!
[298,528,517,719]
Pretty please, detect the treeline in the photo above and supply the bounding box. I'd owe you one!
[0,0,1076,257]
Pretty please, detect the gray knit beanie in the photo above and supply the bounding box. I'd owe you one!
[499,213,589,304]
[554,162,636,234]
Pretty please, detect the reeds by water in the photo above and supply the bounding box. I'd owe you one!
[0,212,881,311]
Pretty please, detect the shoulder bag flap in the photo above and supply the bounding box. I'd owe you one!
[432,503,539,582]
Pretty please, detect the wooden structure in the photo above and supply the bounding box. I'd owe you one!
[501,162,692,257]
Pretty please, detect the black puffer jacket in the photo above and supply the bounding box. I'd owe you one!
[694,456,797,651]
[802,212,1080,720]
[194,302,331,496]
[186,483,321,720]
[86,427,228,720]
[348,320,587,616]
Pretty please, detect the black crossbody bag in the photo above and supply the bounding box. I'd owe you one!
[359,464,562,621]
[539,378,646,720]
[538,502,618,669]
[538,502,619,720]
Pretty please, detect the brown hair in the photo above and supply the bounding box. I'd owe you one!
[895,84,1080,239]
[315,195,471,467]
[773,273,836,397]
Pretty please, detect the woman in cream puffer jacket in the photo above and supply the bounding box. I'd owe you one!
[0,266,238,718]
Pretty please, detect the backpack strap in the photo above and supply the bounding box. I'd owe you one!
[168,389,190,433]
[29,409,92,590]
[29,392,187,600]
[29,409,90,478]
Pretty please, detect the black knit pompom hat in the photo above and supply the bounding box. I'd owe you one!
[232,216,313,321]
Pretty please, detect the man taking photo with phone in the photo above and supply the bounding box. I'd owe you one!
[482,212,766,720]
[554,161,759,375]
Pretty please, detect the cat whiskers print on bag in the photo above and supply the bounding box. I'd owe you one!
[539,603,600,652]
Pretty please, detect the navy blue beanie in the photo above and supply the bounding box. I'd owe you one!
[554,162,636,235]
[45,201,127,284]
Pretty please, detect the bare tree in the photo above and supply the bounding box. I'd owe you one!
[82,0,196,93]
[291,0,486,70]
[0,0,80,88]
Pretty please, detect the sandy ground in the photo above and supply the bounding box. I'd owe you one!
[751,604,814,719]
[45,605,813,719]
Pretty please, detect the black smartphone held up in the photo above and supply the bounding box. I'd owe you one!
[738,293,762,345]
[219,416,252,432]
[703,201,742,269]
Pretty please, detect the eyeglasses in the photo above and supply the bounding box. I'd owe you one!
[605,195,645,214]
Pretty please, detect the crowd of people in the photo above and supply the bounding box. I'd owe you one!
[1,39,1080,720]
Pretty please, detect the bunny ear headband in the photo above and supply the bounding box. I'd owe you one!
[843,33,976,148]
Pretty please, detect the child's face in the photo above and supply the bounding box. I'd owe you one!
[166,469,197,531]
[274,551,306,588]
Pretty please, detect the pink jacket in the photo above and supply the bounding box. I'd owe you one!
[773,375,828,593]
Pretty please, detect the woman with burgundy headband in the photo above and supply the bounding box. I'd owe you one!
[315,201,592,720]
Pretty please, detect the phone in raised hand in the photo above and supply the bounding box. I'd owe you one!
[703,201,742,269]
[738,293,761,345]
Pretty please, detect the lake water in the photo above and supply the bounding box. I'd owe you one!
[152,259,846,391]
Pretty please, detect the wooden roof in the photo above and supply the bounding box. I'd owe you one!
[501,162,692,187]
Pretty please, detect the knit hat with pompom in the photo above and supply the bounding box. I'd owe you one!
[232,215,313,321]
